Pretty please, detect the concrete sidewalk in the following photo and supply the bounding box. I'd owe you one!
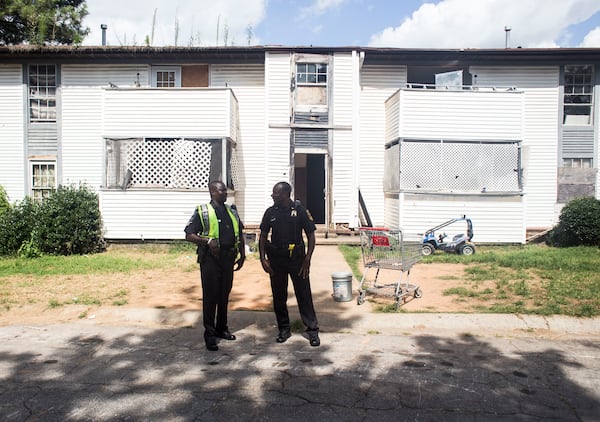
[0,245,599,421]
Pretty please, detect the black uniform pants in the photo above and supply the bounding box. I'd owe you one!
[199,250,236,341]
[268,255,319,333]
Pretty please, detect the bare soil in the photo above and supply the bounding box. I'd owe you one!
[0,252,508,327]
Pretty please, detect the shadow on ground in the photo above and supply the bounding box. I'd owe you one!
[0,296,598,421]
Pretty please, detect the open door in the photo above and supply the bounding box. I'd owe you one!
[294,153,326,224]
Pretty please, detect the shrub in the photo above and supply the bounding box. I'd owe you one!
[34,185,106,255]
[0,185,9,215]
[0,196,40,256]
[547,196,600,247]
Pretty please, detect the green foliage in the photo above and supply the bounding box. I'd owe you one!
[338,244,363,280]
[546,196,600,247]
[34,185,105,255]
[0,196,39,255]
[0,185,9,215]
[18,237,42,258]
[0,0,89,46]
[0,185,105,257]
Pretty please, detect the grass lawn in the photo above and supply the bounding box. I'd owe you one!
[340,243,600,317]
[1,242,598,317]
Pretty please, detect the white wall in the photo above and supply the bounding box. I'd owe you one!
[211,64,266,224]
[102,89,235,138]
[331,52,355,226]
[264,52,292,212]
[396,89,523,140]
[471,66,560,228]
[61,64,149,189]
[100,190,210,239]
[359,64,407,226]
[399,193,525,243]
[0,65,25,202]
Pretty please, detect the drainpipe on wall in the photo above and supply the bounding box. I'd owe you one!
[101,24,108,46]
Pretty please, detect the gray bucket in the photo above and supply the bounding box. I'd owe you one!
[331,272,353,302]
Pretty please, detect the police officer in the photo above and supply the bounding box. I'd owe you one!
[259,181,320,347]
[185,180,245,351]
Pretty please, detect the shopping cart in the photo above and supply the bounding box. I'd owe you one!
[357,228,422,308]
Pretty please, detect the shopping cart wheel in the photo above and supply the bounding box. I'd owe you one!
[414,288,423,299]
[357,291,365,305]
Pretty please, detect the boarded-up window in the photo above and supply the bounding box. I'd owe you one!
[296,63,327,107]
[182,65,209,87]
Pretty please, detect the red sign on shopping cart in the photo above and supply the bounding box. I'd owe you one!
[371,235,390,246]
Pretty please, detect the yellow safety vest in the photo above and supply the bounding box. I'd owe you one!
[198,203,240,247]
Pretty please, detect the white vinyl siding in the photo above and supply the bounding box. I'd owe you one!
[471,66,559,228]
[392,89,523,140]
[331,53,355,225]
[398,194,524,243]
[383,194,399,229]
[265,52,292,208]
[211,64,266,223]
[0,65,25,202]
[100,190,211,240]
[61,65,149,188]
[359,64,407,226]
[102,89,236,138]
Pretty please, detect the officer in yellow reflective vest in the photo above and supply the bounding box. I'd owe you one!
[185,180,245,351]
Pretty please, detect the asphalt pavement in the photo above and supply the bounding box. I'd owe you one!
[0,245,599,421]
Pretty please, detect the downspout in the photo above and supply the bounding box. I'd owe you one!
[101,24,107,46]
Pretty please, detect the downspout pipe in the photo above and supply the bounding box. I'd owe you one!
[101,24,108,46]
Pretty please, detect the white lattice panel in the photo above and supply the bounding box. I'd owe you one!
[106,138,213,189]
[230,146,240,188]
[400,140,520,192]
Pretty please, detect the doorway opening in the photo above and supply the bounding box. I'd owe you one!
[294,153,326,224]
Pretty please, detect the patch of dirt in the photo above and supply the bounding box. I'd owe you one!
[0,252,506,327]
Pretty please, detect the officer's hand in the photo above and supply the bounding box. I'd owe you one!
[299,257,311,279]
[208,238,219,257]
[260,257,273,275]
[234,255,245,271]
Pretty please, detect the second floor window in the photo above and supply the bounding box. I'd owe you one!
[564,65,594,125]
[152,66,181,87]
[297,63,327,85]
[28,64,56,122]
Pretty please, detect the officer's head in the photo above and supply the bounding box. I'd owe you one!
[272,182,291,207]
[209,180,227,204]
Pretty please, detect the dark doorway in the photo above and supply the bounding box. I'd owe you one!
[294,153,325,224]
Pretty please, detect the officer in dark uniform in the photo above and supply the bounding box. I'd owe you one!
[259,181,320,347]
[185,180,245,351]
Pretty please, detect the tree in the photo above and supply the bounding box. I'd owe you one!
[0,0,89,45]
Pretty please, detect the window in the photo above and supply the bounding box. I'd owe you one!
[396,139,522,193]
[28,64,57,122]
[564,65,594,125]
[296,63,327,85]
[562,158,593,168]
[31,162,56,200]
[152,66,181,87]
[105,138,234,190]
